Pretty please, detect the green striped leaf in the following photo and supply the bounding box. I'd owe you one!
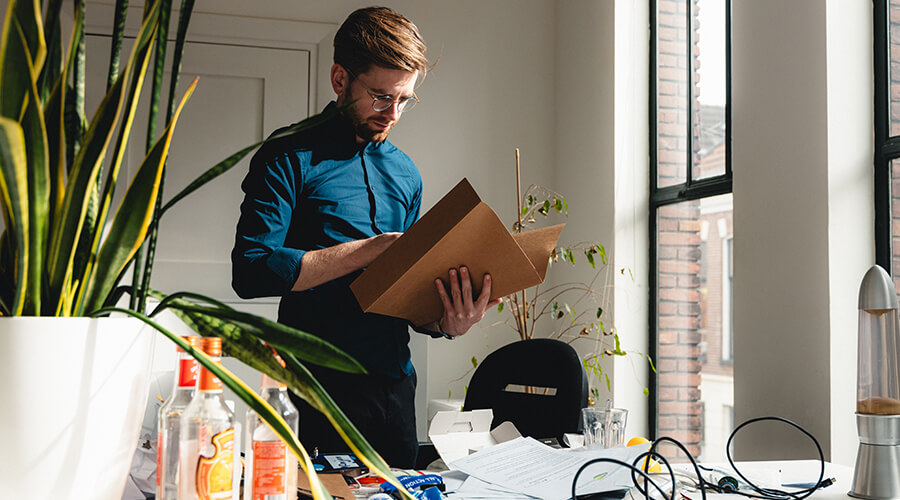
[163,302,365,374]
[148,295,409,499]
[0,5,31,120]
[278,352,413,499]
[88,306,338,500]
[43,71,65,231]
[47,0,160,312]
[17,22,48,315]
[106,0,130,91]
[79,5,158,308]
[0,118,28,314]
[12,0,45,77]
[37,0,62,102]
[78,78,196,314]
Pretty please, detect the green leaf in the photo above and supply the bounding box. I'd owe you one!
[0,117,28,314]
[605,373,611,391]
[471,355,478,368]
[586,250,595,269]
[596,243,608,265]
[643,388,650,397]
[79,77,195,314]
[161,301,366,375]
[9,13,49,314]
[106,0,131,91]
[47,0,160,312]
[37,0,63,102]
[554,197,563,213]
[277,351,412,499]
[496,301,503,313]
[79,6,159,309]
[596,307,603,319]
[88,306,341,500]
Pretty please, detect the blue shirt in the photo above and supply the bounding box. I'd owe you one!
[232,103,422,377]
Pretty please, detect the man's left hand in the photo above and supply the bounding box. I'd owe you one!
[434,266,502,339]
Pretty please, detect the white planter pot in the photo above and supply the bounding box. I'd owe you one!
[0,317,155,500]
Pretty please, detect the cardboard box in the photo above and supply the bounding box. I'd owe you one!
[350,178,564,327]
[427,409,522,465]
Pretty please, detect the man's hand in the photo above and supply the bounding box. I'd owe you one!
[434,266,502,339]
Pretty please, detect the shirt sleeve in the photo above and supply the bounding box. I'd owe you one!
[404,180,422,231]
[231,150,306,299]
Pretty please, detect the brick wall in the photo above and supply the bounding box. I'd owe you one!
[656,0,704,457]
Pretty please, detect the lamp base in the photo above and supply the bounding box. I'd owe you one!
[850,414,900,500]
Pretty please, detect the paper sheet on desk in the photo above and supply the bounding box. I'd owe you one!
[449,437,651,500]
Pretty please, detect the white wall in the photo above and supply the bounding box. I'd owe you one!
[732,0,872,464]
[553,0,651,441]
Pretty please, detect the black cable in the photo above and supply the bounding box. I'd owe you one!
[723,416,826,500]
[571,456,674,500]
[568,416,832,500]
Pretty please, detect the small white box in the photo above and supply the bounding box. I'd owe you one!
[427,409,521,465]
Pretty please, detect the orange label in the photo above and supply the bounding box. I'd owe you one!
[178,358,198,387]
[198,365,223,391]
[251,441,287,499]
[156,432,163,487]
[195,428,234,500]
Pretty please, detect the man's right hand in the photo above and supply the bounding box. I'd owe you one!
[291,232,402,291]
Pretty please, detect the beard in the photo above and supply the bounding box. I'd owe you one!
[343,102,395,143]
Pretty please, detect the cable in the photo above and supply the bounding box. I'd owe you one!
[569,416,834,500]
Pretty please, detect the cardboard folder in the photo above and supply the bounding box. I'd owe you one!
[350,178,564,327]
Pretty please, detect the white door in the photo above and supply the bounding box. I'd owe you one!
[86,35,311,424]
[86,37,309,310]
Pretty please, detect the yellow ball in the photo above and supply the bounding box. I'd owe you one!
[627,436,650,447]
[626,436,661,473]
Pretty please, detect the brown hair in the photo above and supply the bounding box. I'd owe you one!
[334,6,428,79]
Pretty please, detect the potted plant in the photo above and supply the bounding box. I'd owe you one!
[492,152,653,402]
[0,1,412,499]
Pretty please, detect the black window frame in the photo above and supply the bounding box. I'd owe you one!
[648,0,733,439]
[875,0,895,271]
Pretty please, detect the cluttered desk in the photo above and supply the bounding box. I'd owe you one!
[307,408,859,500]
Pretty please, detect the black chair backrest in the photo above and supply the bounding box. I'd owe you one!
[462,338,589,443]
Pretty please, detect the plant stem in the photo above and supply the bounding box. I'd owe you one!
[514,148,528,339]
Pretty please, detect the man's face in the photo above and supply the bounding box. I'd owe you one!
[337,66,418,144]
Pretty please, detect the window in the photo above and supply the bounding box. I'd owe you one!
[874,0,900,286]
[650,0,732,461]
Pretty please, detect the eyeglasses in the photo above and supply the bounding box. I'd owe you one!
[347,68,419,114]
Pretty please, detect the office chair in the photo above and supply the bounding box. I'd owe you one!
[462,338,589,444]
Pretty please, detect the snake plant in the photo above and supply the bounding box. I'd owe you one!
[0,1,411,497]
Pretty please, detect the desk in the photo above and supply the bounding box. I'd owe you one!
[344,459,855,499]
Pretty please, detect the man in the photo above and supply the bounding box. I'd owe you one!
[231,7,498,468]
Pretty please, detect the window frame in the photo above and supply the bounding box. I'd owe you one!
[875,0,894,271]
[648,0,733,439]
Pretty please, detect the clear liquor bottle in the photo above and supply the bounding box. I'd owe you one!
[244,370,299,500]
[157,336,199,500]
[179,337,235,500]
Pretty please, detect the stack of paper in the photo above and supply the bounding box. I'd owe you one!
[444,437,651,500]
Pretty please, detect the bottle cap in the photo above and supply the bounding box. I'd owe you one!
[176,335,198,353]
[199,336,222,356]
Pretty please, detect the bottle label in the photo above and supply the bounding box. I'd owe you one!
[195,427,234,500]
[252,441,287,499]
[198,364,223,391]
[156,432,163,488]
[178,358,198,387]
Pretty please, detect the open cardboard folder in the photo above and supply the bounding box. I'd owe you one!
[350,178,564,327]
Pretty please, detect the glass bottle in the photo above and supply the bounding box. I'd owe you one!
[157,336,199,500]
[179,337,235,500]
[244,370,299,500]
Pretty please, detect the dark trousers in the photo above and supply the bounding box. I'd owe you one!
[290,365,419,469]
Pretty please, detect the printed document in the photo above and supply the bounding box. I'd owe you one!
[449,437,650,500]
